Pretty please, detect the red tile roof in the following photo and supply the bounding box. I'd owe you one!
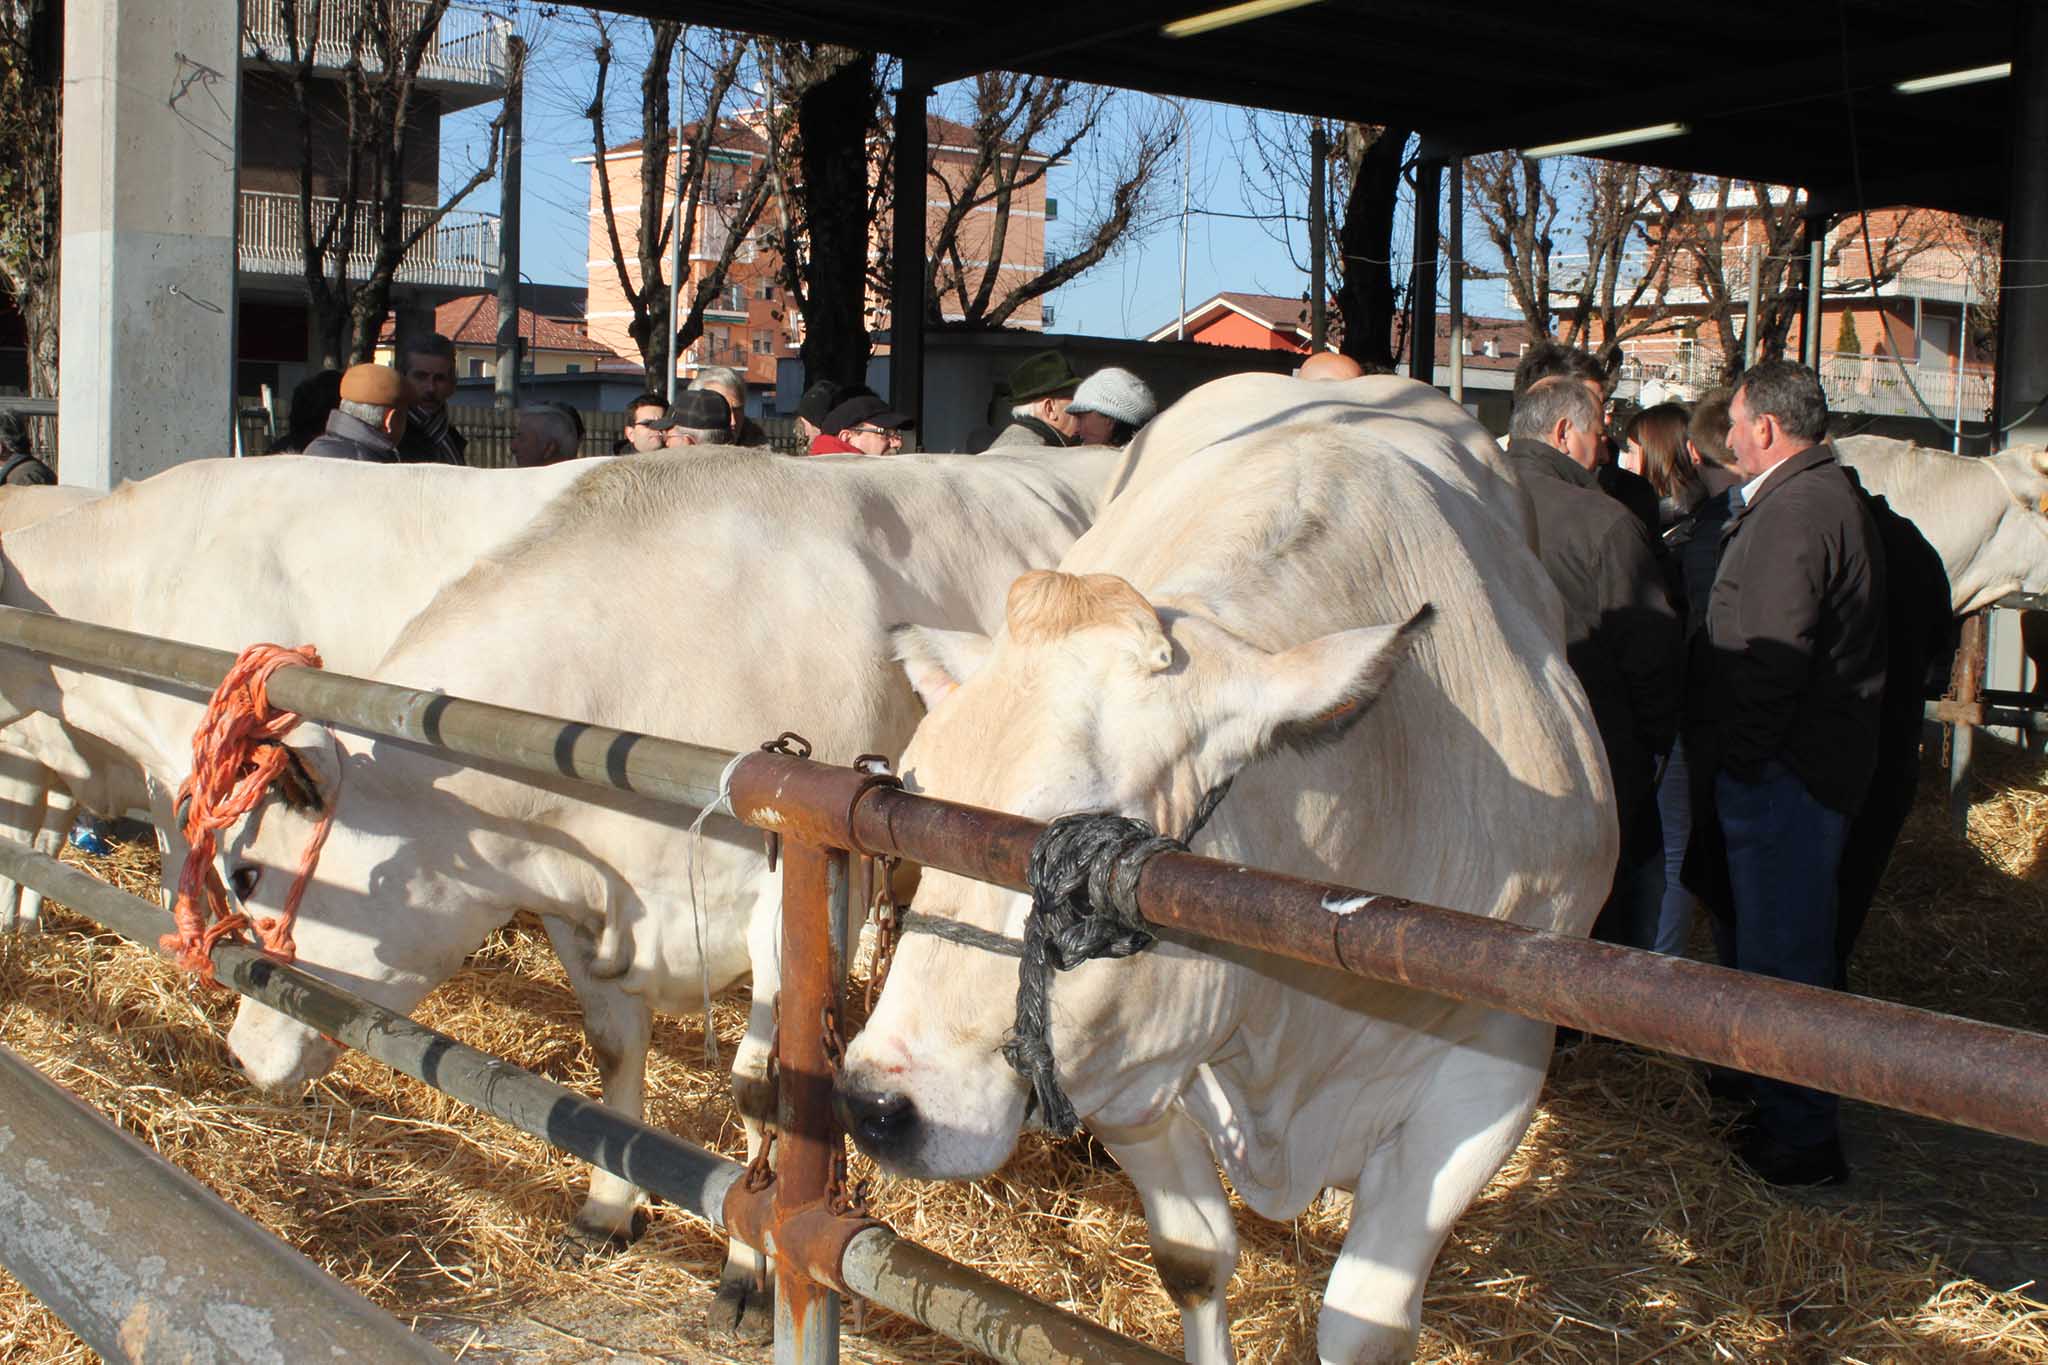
[380,295,616,355]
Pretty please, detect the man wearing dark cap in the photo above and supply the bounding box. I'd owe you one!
[796,380,874,450]
[302,363,415,462]
[813,393,912,456]
[992,350,1079,448]
[658,389,737,449]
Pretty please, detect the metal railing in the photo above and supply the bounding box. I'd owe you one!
[238,190,499,290]
[3,604,2048,1359]
[1819,351,1994,422]
[240,0,513,88]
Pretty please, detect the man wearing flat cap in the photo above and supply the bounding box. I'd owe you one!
[797,380,878,452]
[657,389,737,449]
[812,393,913,456]
[302,363,415,462]
[992,350,1080,449]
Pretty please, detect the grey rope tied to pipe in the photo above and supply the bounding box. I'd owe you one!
[998,779,1234,1137]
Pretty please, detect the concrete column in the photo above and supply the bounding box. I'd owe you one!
[58,0,240,489]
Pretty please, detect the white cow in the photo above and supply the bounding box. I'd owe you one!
[211,446,1118,1324]
[0,482,106,930]
[0,456,599,931]
[838,375,1615,1363]
[1835,435,2048,613]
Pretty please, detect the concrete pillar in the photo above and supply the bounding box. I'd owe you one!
[58,0,240,489]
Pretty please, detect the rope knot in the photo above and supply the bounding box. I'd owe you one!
[1001,780,1232,1137]
[158,643,337,986]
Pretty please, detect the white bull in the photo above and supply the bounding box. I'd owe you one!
[1834,435,2048,613]
[0,456,597,926]
[211,446,1118,1327]
[838,374,1615,1363]
[0,482,107,930]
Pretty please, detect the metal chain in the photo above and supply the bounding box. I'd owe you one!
[864,852,902,1014]
[757,733,813,871]
[819,1002,871,1218]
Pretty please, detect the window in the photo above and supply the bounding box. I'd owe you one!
[753,335,771,355]
[759,282,776,301]
[1042,305,1056,326]
[1045,197,1058,220]
[565,363,582,374]
[727,282,746,311]
[467,358,485,378]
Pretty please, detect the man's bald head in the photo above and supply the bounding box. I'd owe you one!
[1297,352,1366,382]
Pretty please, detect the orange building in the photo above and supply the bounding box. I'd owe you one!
[580,115,1053,405]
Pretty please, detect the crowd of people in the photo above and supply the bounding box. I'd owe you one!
[266,339,1162,470]
[1503,340,1951,1191]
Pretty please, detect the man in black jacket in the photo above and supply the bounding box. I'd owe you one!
[1700,360,1887,1187]
[1512,340,1658,534]
[394,333,467,465]
[1505,377,1681,945]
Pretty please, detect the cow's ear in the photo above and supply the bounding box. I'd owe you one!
[1250,605,1435,756]
[892,625,994,710]
[277,721,344,812]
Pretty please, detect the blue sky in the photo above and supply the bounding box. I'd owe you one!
[438,21,1504,341]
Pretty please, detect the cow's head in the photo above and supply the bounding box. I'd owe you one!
[836,570,1430,1178]
[1983,445,2048,603]
[213,725,522,1091]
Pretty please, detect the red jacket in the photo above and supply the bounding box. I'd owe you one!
[808,433,861,455]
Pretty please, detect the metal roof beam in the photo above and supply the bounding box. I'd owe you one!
[1421,30,2007,159]
[912,1,1192,86]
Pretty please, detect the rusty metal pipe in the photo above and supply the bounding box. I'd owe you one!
[774,839,847,1364]
[0,605,736,812]
[0,1042,449,1364]
[727,752,2048,1149]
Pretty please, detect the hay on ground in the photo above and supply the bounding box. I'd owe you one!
[2,740,2046,1362]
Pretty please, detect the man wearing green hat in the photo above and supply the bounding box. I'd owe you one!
[992,349,1081,449]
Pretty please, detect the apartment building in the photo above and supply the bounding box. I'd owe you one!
[235,0,513,404]
[581,114,1053,409]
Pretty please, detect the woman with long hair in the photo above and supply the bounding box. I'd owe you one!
[1621,402,1703,524]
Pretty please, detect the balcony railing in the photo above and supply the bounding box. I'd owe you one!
[239,190,499,291]
[1544,249,1988,309]
[241,0,512,89]
[1819,352,1994,422]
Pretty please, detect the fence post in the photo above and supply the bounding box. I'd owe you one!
[775,838,847,1365]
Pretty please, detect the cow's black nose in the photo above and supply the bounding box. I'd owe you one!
[835,1084,917,1155]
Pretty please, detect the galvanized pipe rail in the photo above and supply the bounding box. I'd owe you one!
[0,1040,450,1363]
[0,840,1171,1365]
[728,752,2048,1149]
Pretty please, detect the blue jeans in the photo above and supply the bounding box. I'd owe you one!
[1641,739,1699,956]
[1715,760,1850,1149]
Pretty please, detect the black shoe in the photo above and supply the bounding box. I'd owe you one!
[1702,1068,1751,1105]
[1737,1132,1848,1188]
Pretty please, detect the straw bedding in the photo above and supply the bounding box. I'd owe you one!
[3,740,2046,1363]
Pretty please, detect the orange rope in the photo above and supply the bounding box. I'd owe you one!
[159,643,338,985]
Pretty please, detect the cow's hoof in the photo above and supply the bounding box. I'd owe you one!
[558,1208,648,1261]
[708,1268,773,1340]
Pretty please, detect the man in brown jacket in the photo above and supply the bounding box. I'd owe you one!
[1700,360,1887,1187]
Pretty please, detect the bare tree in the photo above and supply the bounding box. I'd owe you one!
[755,42,883,387]
[915,74,1176,330]
[247,0,518,366]
[0,0,62,395]
[1465,152,1687,356]
[582,20,772,387]
[1234,114,1412,369]
[1656,181,1943,383]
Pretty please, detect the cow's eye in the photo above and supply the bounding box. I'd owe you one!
[229,866,261,902]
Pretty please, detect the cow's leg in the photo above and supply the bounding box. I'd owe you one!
[0,746,48,932]
[1097,1107,1240,1364]
[541,914,653,1246]
[16,779,76,932]
[711,883,779,1341]
[146,778,189,914]
[1318,1011,1548,1364]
